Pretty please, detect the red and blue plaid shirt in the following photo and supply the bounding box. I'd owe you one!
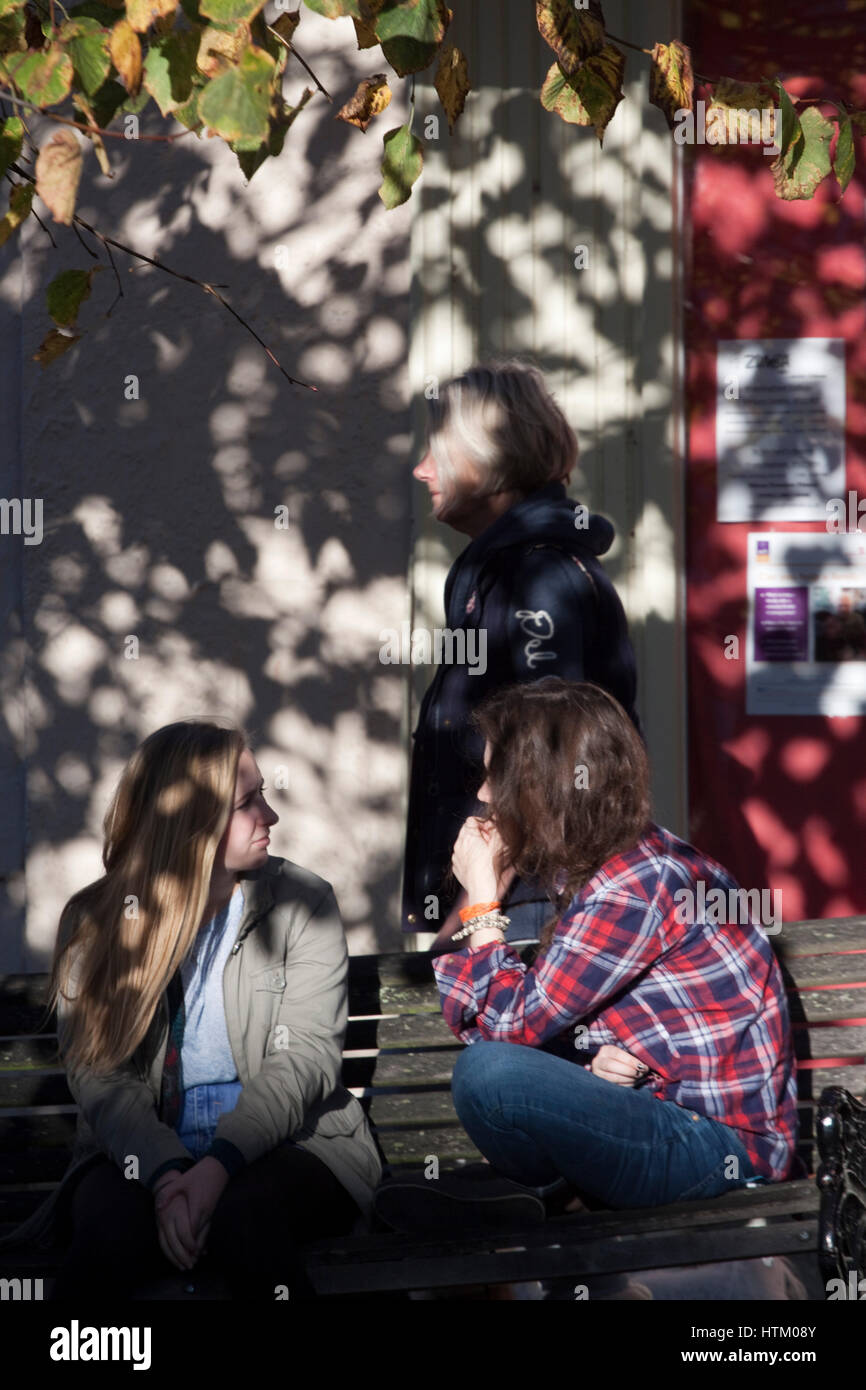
[433,823,798,1181]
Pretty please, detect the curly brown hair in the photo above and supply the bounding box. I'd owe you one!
[472,678,651,948]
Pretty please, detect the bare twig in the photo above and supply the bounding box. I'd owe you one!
[8,163,316,389]
[265,26,332,101]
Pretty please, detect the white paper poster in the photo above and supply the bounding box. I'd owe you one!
[747,532,866,716]
[717,338,846,522]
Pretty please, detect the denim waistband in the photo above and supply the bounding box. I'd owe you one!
[175,1080,242,1160]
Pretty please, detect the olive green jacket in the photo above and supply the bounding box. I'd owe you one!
[0,856,383,1251]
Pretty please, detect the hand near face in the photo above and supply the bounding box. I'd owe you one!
[451,816,515,904]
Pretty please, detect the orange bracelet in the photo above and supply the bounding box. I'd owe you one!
[459,899,500,923]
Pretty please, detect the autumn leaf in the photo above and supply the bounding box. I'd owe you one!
[378,121,422,208]
[336,74,391,132]
[834,104,855,197]
[303,0,361,15]
[35,127,83,225]
[541,43,624,144]
[0,181,34,247]
[435,43,469,132]
[4,45,74,107]
[126,0,178,35]
[649,40,692,130]
[269,9,299,45]
[771,106,833,200]
[198,44,275,144]
[196,23,250,80]
[0,116,24,178]
[109,18,143,97]
[536,0,605,78]
[46,265,102,328]
[33,328,81,367]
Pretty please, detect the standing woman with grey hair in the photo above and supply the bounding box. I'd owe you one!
[403,358,641,950]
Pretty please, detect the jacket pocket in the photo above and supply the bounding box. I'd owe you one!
[249,962,286,992]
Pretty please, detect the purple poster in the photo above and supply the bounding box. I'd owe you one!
[753,587,809,662]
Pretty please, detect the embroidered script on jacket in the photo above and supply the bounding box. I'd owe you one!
[514,609,557,669]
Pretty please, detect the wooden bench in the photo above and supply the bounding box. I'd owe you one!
[1,916,864,1299]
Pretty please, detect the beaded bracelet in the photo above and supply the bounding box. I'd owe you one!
[450,910,511,944]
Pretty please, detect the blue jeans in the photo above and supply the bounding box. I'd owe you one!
[451,1041,768,1209]
[176,1081,243,1160]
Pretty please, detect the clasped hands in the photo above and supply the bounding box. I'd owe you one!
[151,1156,229,1272]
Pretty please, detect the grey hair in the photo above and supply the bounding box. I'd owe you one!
[426,358,579,505]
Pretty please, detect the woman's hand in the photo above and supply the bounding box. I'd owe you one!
[153,1158,229,1268]
[589,1044,649,1087]
[451,816,515,904]
[153,1177,199,1271]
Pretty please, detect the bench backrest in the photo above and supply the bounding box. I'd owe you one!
[0,918,864,1228]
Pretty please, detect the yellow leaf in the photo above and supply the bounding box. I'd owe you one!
[336,74,391,132]
[126,0,178,35]
[35,128,83,225]
[197,23,250,78]
[110,18,143,96]
[434,42,469,132]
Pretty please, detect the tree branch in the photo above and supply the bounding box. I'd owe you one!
[0,85,200,142]
[8,163,316,390]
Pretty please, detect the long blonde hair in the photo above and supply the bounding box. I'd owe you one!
[47,720,246,1075]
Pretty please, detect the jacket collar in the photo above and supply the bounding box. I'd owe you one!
[235,856,281,944]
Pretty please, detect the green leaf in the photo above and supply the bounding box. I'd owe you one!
[233,83,311,178]
[540,43,624,144]
[536,0,605,78]
[58,18,112,96]
[144,28,200,114]
[541,61,591,125]
[0,0,27,15]
[197,43,274,142]
[375,0,450,78]
[84,75,128,125]
[172,88,202,130]
[302,0,361,17]
[67,1,128,24]
[834,103,855,197]
[4,45,74,106]
[0,180,33,247]
[200,0,265,25]
[0,11,26,57]
[772,105,833,200]
[378,120,422,208]
[0,115,24,177]
[773,78,802,164]
[46,266,101,327]
[648,40,693,131]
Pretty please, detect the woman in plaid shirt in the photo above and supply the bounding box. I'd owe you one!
[428,677,799,1212]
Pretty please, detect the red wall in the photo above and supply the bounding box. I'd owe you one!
[683,1,866,919]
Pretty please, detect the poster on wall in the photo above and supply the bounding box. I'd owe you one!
[747,532,866,716]
[717,338,846,521]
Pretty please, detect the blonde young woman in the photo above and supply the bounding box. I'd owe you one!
[0,721,382,1300]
